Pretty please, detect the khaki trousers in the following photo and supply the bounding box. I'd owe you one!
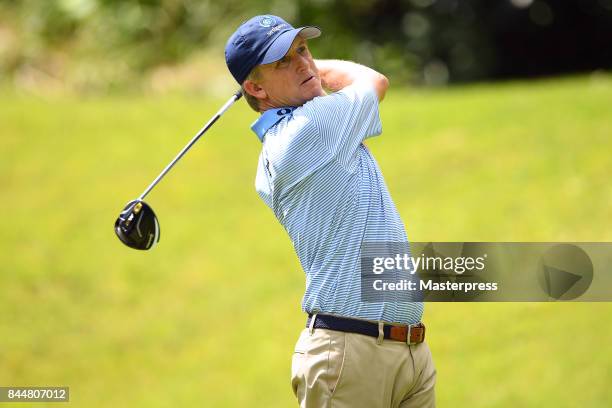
[291,327,436,407]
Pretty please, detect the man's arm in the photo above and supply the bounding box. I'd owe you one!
[315,59,389,102]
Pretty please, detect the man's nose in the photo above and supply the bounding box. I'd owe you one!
[295,55,309,73]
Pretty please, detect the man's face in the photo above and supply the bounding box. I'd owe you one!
[254,37,325,108]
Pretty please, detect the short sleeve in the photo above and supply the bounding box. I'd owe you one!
[255,113,332,213]
[301,82,382,164]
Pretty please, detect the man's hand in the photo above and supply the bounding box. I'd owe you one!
[315,59,389,101]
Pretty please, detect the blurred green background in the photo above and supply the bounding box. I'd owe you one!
[2,0,612,407]
[3,0,612,91]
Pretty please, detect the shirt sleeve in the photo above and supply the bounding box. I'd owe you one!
[301,82,382,165]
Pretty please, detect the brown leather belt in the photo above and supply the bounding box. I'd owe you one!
[306,313,426,344]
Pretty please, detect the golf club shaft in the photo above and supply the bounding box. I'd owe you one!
[138,89,243,201]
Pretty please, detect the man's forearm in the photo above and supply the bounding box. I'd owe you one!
[315,59,389,101]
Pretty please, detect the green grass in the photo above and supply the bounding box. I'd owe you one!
[1,75,611,407]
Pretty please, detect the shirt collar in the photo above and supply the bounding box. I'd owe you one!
[250,107,296,142]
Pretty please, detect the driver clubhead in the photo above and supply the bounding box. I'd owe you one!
[114,200,160,250]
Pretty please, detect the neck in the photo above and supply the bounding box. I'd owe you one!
[258,97,296,112]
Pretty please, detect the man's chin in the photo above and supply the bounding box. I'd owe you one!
[304,87,325,102]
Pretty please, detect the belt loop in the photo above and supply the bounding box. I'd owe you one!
[406,324,412,346]
[376,321,384,345]
[309,313,318,335]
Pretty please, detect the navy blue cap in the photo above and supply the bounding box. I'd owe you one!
[225,15,321,84]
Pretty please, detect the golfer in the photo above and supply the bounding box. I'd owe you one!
[225,15,436,407]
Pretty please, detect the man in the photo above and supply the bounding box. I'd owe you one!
[225,15,436,407]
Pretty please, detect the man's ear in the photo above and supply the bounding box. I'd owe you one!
[243,79,267,100]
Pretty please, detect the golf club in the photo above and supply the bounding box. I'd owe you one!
[114,89,243,250]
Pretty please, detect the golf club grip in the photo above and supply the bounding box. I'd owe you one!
[138,89,243,201]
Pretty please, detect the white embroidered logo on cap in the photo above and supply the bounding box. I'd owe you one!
[267,23,287,36]
[260,16,276,27]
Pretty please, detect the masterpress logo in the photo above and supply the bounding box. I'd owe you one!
[360,242,605,302]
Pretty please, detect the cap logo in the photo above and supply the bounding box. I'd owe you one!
[259,16,276,27]
[267,23,287,36]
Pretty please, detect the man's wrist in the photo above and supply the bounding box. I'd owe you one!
[315,59,354,92]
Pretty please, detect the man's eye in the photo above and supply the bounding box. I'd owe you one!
[298,46,306,54]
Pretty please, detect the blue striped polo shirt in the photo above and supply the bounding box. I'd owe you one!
[251,83,423,325]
